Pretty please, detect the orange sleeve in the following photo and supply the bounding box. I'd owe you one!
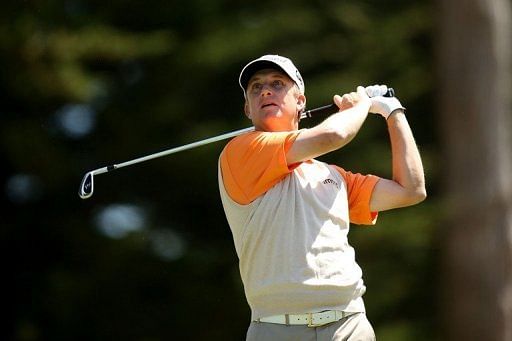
[220,130,301,204]
[333,166,380,225]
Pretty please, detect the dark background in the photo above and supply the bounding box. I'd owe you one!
[3,1,441,340]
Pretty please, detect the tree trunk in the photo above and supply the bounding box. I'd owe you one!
[437,0,512,340]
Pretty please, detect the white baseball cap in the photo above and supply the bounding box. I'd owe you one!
[239,55,305,97]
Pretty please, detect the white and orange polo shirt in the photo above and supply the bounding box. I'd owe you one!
[218,130,380,320]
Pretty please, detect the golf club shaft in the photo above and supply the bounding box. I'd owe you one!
[84,104,342,175]
[108,126,256,172]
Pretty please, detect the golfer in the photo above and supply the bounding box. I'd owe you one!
[218,55,426,340]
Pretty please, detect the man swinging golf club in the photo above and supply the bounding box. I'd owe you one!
[218,55,426,340]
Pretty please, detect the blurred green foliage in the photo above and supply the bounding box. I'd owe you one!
[2,0,439,340]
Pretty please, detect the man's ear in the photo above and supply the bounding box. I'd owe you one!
[244,101,251,118]
[297,94,306,113]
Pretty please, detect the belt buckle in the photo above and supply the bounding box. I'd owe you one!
[307,312,323,327]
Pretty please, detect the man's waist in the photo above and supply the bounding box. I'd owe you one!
[254,310,358,327]
[248,290,366,322]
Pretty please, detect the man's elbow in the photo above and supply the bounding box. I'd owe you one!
[407,186,427,205]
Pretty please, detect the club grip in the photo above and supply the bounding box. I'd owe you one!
[302,87,395,119]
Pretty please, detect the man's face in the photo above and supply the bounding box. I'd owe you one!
[244,69,306,132]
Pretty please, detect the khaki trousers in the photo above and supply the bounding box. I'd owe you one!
[246,312,376,341]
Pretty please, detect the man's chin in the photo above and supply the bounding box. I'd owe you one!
[261,106,281,116]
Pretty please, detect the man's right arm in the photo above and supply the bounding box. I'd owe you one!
[286,86,371,165]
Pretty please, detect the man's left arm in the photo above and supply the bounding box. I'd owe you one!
[368,98,427,212]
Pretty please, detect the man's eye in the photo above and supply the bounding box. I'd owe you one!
[272,80,284,88]
[250,83,262,92]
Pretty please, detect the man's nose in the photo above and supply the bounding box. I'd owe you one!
[260,84,273,96]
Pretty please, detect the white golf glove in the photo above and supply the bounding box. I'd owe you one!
[370,95,405,119]
[365,84,389,98]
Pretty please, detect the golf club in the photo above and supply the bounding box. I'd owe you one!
[79,88,395,199]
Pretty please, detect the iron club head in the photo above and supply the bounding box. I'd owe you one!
[79,171,94,199]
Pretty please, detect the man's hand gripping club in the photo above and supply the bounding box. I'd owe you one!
[366,84,405,119]
[332,85,403,117]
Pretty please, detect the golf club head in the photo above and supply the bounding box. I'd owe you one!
[79,171,94,199]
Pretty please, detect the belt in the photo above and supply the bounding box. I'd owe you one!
[254,310,354,327]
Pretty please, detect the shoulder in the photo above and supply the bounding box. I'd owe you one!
[221,130,300,160]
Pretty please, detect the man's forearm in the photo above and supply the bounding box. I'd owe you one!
[286,102,370,164]
[387,110,426,197]
[319,100,370,146]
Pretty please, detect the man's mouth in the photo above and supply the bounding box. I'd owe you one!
[261,103,277,109]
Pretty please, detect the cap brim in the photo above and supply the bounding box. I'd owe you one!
[239,60,287,91]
